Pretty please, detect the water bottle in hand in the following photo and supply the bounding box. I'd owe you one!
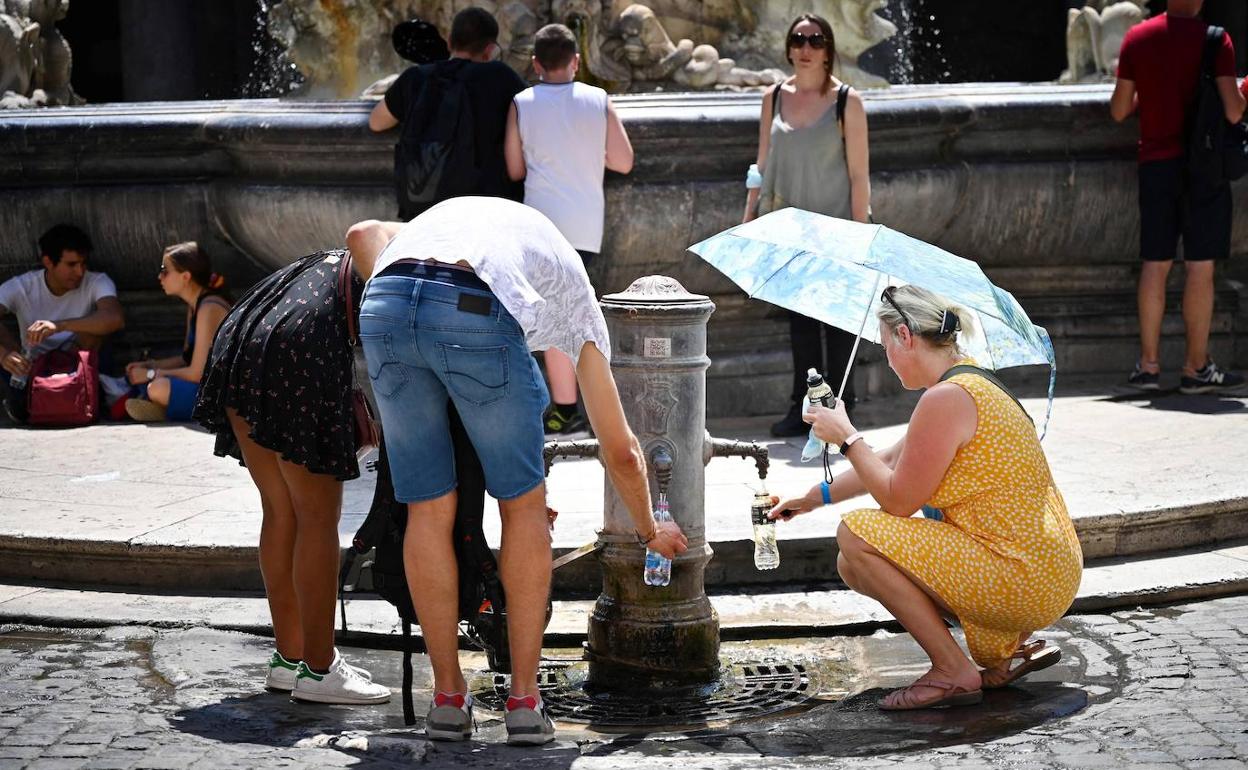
[752,489,780,570]
[643,498,673,587]
[800,368,835,462]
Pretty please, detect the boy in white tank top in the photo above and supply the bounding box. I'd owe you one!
[504,23,635,435]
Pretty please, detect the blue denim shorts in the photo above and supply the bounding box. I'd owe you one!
[359,264,550,502]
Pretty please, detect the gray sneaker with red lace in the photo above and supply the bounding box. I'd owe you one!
[504,695,555,746]
[426,691,474,741]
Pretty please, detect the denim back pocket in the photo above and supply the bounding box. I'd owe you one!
[437,343,509,406]
[360,332,408,398]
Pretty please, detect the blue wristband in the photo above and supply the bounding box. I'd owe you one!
[820,480,832,505]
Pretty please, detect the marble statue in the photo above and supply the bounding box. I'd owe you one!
[1060,0,1148,84]
[0,0,80,108]
[267,0,897,97]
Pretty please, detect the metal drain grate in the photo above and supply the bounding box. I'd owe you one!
[473,660,814,728]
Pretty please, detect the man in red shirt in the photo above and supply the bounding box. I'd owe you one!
[1111,0,1246,394]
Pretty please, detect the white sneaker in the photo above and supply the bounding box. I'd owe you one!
[504,695,555,746]
[265,649,374,693]
[265,650,300,692]
[291,649,390,705]
[426,691,475,741]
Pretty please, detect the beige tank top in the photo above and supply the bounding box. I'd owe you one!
[758,86,852,219]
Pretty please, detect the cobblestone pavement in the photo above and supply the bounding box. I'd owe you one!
[0,594,1246,769]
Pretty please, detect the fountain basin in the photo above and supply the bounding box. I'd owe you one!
[2,83,1244,413]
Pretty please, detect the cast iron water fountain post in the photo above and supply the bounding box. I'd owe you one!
[544,275,768,691]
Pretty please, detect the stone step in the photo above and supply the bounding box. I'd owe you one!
[2,540,1244,645]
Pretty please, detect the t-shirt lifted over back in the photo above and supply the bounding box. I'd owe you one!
[1117,12,1236,163]
[384,58,528,207]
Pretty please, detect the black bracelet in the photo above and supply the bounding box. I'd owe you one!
[634,528,656,546]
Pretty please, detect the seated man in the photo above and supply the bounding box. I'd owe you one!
[345,198,688,746]
[0,224,125,423]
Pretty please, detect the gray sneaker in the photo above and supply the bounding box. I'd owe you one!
[426,691,474,741]
[504,695,555,746]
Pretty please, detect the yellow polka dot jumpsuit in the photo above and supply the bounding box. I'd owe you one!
[841,370,1083,668]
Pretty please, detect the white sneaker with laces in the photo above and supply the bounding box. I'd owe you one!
[265,649,374,693]
[265,650,300,692]
[290,649,390,704]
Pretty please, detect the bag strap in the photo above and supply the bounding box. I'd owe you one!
[770,83,780,117]
[338,251,358,346]
[1203,26,1225,77]
[938,364,1032,425]
[401,620,416,726]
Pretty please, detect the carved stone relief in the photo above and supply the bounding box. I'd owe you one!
[0,0,81,109]
[1059,0,1148,84]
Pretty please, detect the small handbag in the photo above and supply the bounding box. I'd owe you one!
[337,251,380,455]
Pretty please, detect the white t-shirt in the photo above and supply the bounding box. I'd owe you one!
[370,197,610,364]
[0,269,118,356]
[513,82,608,253]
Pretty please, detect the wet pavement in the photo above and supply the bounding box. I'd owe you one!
[1,594,1246,769]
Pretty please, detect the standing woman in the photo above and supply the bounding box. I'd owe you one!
[744,14,872,436]
[194,250,390,705]
[122,242,231,422]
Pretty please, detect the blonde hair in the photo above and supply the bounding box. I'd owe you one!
[877,284,978,353]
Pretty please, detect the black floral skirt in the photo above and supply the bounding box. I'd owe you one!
[194,250,363,480]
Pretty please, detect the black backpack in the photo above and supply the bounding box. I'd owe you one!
[337,408,510,726]
[1188,25,1248,185]
[395,61,480,220]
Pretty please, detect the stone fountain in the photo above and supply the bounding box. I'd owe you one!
[0,0,1244,411]
[264,0,897,97]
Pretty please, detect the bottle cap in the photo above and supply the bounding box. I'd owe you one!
[806,368,823,386]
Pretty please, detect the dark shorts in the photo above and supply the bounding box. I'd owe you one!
[1138,158,1232,262]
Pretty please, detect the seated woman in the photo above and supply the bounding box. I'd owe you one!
[122,242,231,421]
[770,285,1082,710]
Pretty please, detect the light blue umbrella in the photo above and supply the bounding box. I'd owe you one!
[689,208,1056,435]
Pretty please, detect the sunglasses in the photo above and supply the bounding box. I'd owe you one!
[788,32,827,50]
[881,287,914,332]
[158,264,170,277]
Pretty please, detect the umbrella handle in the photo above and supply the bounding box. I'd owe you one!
[838,273,885,403]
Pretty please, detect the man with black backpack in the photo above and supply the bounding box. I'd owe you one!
[1111,0,1246,394]
[369,6,526,219]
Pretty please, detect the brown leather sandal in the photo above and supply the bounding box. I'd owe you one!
[981,639,1062,689]
[878,678,984,711]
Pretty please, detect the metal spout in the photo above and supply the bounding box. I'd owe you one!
[705,436,769,481]
[650,444,673,498]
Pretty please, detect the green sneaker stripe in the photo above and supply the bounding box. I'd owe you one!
[269,652,300,671]
[296,665,324,682]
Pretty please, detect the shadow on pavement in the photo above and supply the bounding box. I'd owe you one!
[1099,390,1248,414]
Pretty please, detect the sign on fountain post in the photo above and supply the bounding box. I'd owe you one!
[588,275,720,689]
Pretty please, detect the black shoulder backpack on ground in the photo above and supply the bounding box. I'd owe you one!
[337,408,509,726]
[395,61,480,220]
[1188,25,1248,185]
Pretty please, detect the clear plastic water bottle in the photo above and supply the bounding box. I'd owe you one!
[643,497,673,587]
[752,489,779,570]
[800,368,835,463]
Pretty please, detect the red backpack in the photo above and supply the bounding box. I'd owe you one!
[27,348,99,427]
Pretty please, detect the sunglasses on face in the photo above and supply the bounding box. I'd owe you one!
[158,264,170,277]
[788,32,827,50]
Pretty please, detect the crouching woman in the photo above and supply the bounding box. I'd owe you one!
[770,285,1082,710]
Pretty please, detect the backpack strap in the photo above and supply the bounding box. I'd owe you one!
[836,83,850,148]
[1203,26,1225,77]
[770,83,780,118]
[938,364,1032,425]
